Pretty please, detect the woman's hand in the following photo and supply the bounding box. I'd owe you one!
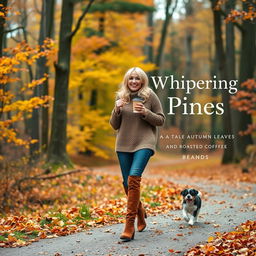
[134,102,147,115]
[115,99,125,113]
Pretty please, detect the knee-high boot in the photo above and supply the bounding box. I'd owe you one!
[122,182,147,232]
[120,176,141,241]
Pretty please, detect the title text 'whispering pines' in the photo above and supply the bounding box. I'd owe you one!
[151,75,238,115]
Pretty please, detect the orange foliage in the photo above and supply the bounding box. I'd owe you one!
[0,39,55,152]
[230,79,256,135]
[226,6,256,23]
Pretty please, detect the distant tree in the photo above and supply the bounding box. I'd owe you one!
[155,0,178,74]
[233,0,255,160]
[211,0,234,164]
[180,0,194,152]
[0,0,8,57]
[88,0,154,109]
[31,0,55,160]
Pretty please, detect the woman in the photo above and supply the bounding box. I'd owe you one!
[110,67,165,242]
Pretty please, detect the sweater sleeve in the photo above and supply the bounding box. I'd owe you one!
[142,91,165,126]
[110,107,122,130]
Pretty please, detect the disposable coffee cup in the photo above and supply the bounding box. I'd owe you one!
[132,98,143,113]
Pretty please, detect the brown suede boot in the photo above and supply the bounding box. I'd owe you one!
[137,202,147,232]
[120,176,141,241]
[122,182,147,232]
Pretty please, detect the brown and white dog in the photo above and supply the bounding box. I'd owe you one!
[180,188,202,226]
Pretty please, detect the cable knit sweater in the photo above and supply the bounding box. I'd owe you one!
[110,89,165,154]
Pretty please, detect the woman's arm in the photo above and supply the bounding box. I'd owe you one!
[110,108,122,130]
[109,98,125,130]
[141,92,165,126]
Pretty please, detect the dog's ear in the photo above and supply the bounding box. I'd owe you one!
[181,189,188,196]
[190,189,198,196]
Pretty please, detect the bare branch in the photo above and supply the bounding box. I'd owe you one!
[69,0,95,39]
[13,167,93,191]
[169,0,178,17]
[33,0,42,15]
[4,26,24,34]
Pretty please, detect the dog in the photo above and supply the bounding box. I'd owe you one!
[180,188,202,226]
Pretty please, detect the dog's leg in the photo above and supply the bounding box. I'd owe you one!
[188,216,195,225]
[189,209,199,225]
[182,208,189,222]
[194,209,200,223]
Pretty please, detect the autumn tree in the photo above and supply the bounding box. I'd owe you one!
[233,0,255,160]
[211,0,234,163]
[180,0,194,152]
[214,0,255,161]
[68,3,155,158]
[30,0,56,159]
[87,0,154,109]
[0,40,54,161]
[47,0,94,168]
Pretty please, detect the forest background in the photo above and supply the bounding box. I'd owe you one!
[0,0,255,249]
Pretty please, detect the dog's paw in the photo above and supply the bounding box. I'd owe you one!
[188,219,194,226]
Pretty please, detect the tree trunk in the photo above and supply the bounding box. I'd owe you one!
[210,54,218,150]
[211,0,234,164]
[155,0,178,71]
[234,0,255,160]
[0,0,8,118]
[47,0,94,167]
[0,0,7,58]
[180,0,194,152]
[145,12,154,64]
[30,0,55,160]
[0,0,8,166]
[47,0,75,167]
[225,0,240,159]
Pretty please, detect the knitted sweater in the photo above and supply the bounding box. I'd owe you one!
[110,90,165,154]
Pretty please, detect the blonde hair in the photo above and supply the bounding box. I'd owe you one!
[117,67,151,103]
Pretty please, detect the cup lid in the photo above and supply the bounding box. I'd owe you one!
[132,97,143,101]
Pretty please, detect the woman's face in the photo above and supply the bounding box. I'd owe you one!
[127,72,143,92]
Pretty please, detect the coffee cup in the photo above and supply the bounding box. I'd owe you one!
[132,98,143,113]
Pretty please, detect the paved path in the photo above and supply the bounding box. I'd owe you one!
[1,172,255,256]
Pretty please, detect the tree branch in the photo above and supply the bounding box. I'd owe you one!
[13,167,93,191]
[4,26,24,34]
[69,0,95,39]
[169,0,178,17]
[33,0,42,15]
[218,7,244,32]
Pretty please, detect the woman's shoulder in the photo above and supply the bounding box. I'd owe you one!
[148,88,160,101]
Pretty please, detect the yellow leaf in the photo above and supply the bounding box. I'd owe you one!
[207,236,214,242]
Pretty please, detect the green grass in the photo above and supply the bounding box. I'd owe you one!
[40,217,52,227]
[150,202,161,207]
[54,212,68,222]
[105,212,124,218]
[79,204,91,219]
[12,231,39,241]
[0,235,7,241]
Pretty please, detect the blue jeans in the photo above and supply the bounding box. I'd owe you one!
[117,149,153,188]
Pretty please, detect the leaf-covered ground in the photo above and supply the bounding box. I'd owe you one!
[0,153,255,254]
[0,168,183,248]
[185,220,256,256]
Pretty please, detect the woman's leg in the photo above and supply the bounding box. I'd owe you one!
[129,148,153,232]
[117,152,133,188]
[129,149,153,177]
[120,149,153,240]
